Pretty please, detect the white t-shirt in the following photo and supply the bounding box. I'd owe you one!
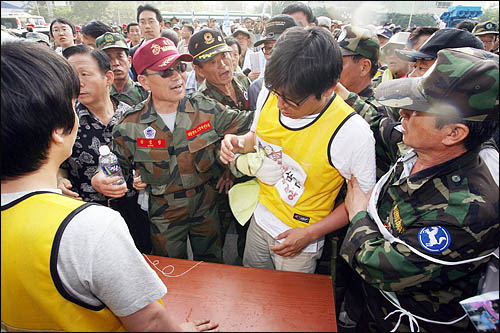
[251,86,377,252]
[1,189,167,317]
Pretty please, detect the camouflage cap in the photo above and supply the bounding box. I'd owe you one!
[96,32,128,51]
[133,37,193,75]
[395,28,484,62]
[25,32,50,46]
[337,25,380,62]
[472,20,499,36]
[188,28,233,62]
[375,47,499,122]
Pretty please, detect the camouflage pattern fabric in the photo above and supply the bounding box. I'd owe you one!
[472,20,499,36]
[198,71,254,262]
[339,47,500,332]
[340,148,499,332]
[376,47,499,122]
[110,77,149,108]
[337,25,380,62]
[111,92,253,262]
[198,72,251,111]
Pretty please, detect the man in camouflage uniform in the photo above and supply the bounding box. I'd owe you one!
[96,32,149,107]
[339,47,499,332]
[111,37,253,263]
[472,20,499,52]
[188,28,254,263]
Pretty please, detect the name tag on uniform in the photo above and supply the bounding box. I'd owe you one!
[137,138,166,148]
[186,120,212,139]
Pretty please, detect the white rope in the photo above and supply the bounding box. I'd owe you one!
[143,254,204,278]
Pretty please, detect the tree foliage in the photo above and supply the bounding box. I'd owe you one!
[480,3,499,25]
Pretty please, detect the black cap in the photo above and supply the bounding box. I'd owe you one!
[396,28,484,62]
[188,28,232,62]
[254,14,300,47]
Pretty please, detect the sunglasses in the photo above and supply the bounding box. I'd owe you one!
[142,63,187,78]
[382,47,403,57]
[271,90,311,108]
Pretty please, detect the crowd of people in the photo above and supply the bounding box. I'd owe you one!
[1,2,499,332]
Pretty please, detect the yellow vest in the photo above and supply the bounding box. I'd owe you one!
[256,93,355,228]
[1,192,127,332]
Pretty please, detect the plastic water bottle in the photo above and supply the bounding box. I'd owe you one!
[98,145,125,185]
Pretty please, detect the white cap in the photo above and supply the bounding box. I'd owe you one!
[99,145,111,155]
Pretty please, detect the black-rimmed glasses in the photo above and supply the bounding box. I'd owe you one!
[271,90,311,107]
[142,63,187,79]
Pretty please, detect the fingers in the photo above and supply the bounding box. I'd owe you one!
[195,319,219,332]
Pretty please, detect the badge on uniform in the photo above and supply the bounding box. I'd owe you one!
[418,226,451,253]
[144,126,156,139]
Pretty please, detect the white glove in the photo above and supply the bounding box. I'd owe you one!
[255,156,282,185]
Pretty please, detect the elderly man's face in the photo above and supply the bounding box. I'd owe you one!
[196,52,233,87]
[382,45,410,77]
[340,55,364,92]
[399,109,443,151]
[104,48,131,82]
[139,60,186,103]
[67,53,113,107]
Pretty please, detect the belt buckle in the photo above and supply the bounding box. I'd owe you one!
[107,198,114,208]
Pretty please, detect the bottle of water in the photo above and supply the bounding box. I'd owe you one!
[98,145,125,185]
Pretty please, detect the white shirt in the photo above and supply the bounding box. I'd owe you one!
[251,86,377,252]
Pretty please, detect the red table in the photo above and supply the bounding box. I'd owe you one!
[144,255,336,332]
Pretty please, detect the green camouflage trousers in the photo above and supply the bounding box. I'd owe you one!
[149,184,222,263]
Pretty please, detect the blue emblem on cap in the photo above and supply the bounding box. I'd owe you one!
[418,226,451,253]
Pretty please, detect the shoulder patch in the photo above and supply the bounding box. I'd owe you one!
[418,226,451,253]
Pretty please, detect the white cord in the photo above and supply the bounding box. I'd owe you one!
[143,254,204,278]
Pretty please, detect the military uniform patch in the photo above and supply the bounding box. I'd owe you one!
[144,126,156,139]
[418,226,451,253]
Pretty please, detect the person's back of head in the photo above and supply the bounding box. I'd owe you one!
[264,26,342,100]
[81,20,113,39]
[282,2,314,25]
[160,28,179,46]
[456,20,477,33]
[1,41,80,181]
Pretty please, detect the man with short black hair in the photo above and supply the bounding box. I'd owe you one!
[407,26,438,51]
[81,20,113,49]
[220,27,376,274]
[282,2,315,27]
[340,47,499,333]
[50,18,76,55]
[126,22,142,48]
[129,4,165,81]
[1,40,218,333]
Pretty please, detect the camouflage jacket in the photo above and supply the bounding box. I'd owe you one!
[110,77,149,108]
[198,72,252,111]
[344,84,406,180]
[111,92,253,222]
[340,148,499,332]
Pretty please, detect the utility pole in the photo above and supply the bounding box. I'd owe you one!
[47,1,54,21]
[408,0,415,28]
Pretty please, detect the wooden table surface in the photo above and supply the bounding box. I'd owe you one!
[144,255,337,332]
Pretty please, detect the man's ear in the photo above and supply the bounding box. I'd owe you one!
[360,58,372,78]
[52,128,66,145]
[138,74,151,91]
[442,123,469,146]
[105,70,114,87]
